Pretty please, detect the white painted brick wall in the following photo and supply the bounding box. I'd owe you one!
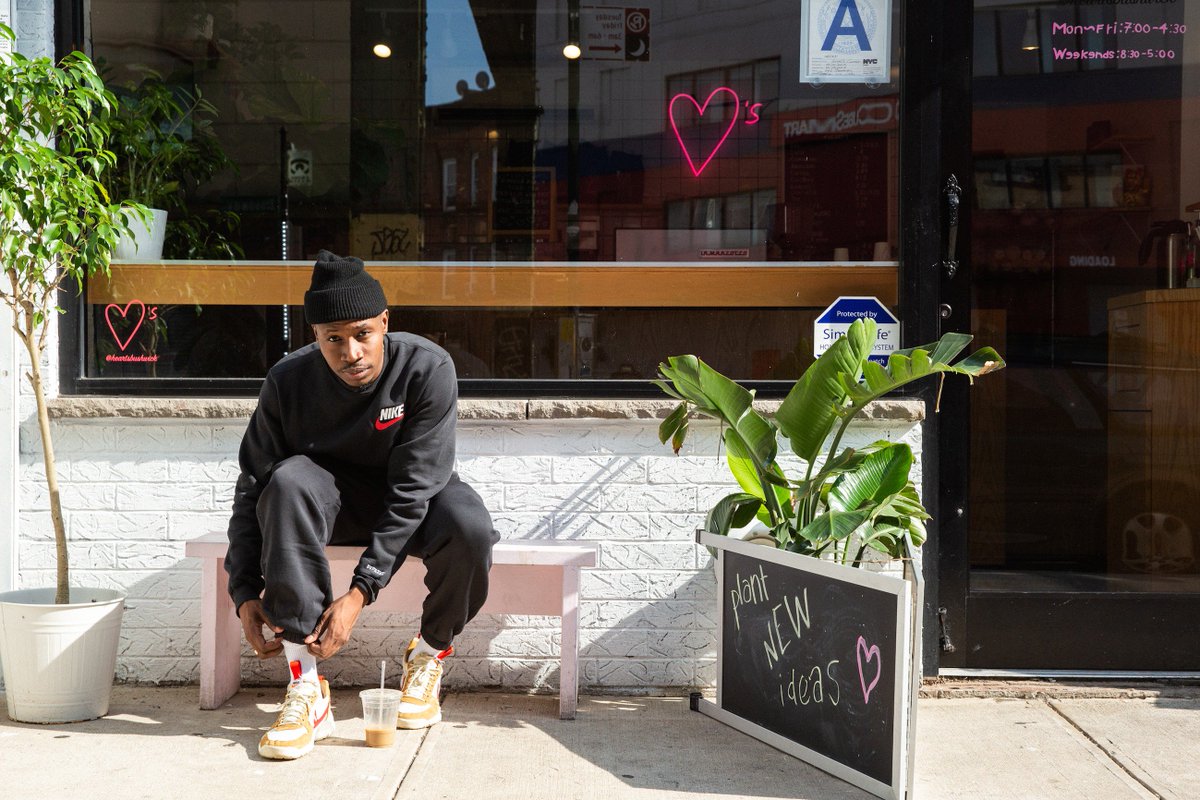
[12,409,923,694]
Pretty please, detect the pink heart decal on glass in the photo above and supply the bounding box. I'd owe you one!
[105,301,147,352]
[856,635,882,704]
[669,88,740,177]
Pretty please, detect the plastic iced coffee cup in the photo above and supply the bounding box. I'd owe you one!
[360,688,402,747]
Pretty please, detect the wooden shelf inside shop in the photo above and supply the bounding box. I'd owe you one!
[89,262,898,309]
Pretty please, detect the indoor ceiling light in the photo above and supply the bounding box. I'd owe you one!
[562,42,581,60]
[373,41,393,58]
[1021,9,1039,51]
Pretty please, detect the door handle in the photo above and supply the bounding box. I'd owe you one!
[943,174,961,279]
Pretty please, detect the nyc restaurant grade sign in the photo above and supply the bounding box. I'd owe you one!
[814,296,900,365]
[800,0,892,84]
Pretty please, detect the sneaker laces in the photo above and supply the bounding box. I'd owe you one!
[404,652,443,702]
[274,682,317,727]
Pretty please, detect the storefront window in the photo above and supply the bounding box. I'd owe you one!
[78,0,901,390]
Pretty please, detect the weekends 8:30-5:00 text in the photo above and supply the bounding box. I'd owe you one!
[1053,48,1176,60]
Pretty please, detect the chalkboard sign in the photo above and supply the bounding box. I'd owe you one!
[490,167,555,237]
[696,532,919,800]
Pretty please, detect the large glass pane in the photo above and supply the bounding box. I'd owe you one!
[969,0,1200,593]
[84,0,902,385]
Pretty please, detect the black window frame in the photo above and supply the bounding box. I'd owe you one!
[56,0,919,401]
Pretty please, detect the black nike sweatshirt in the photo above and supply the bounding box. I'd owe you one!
[224,332,457,610]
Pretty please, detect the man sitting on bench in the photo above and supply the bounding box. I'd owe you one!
[224,250,498,760]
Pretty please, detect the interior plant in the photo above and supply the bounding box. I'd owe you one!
[98,66,242,379]
[655,318,1005,565]
[101,65,242,260]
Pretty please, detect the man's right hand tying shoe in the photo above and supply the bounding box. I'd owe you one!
[239,599,284,659]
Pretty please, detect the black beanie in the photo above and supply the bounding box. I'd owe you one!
[303,250,388,324]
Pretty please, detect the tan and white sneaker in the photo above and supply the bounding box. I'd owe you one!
[258,678,335,760]
[397,638,452,730]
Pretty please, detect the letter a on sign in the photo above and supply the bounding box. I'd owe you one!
[800,0,892,85]
[821,0,871,51]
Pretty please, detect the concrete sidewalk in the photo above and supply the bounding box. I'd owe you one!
[1,684,1197,799]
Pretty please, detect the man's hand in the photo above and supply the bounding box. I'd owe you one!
[238,599,284,660]
[305,586,366,659]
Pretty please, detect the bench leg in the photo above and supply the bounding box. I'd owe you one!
[559,565,581,720]
[199,558,243,710]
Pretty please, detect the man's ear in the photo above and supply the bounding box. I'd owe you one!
[380,309,389,328]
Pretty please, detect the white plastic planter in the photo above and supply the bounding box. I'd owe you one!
[0,588,125,723]
[113,208,167,261]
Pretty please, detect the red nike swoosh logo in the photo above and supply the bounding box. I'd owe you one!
[374,415,404,430]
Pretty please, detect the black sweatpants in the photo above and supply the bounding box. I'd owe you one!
[255,455,498,649]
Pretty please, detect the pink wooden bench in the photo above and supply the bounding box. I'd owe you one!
[184,533,598,719]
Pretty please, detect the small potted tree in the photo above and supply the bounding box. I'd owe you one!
[0,24,142,722]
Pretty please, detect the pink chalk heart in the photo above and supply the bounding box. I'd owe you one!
[856,635,882,704]
[669,88,740,177]
[105,301,146,352]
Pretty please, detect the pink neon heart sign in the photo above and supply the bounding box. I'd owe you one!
[856,635,882,704]
[669,88,740,177]
[105,301,146,352]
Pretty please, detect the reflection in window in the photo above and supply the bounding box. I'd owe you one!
[83,0,902,385]
[967,0,1198,593]
[425,0,496,106]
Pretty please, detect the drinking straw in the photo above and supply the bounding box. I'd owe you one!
[380,659,386,691]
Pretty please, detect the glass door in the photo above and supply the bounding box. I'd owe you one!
[945,0,1200,671]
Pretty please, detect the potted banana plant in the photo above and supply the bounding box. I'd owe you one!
[657,318,1004,561]
[655,318,1004,798]
[0,24,141,723]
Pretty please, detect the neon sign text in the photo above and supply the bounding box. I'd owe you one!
[668,87,762,177]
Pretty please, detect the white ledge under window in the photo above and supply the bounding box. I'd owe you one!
[46,396,927,423]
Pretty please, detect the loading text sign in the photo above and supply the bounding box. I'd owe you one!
[800,0,893,84]
[814,296,900,365]
[720,543,903,791]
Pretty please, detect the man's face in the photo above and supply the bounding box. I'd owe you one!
[313,310,389,388]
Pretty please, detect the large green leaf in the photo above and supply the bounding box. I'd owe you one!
[657,354,778,473]
[925,332,974,365]
[706,492,764,536]
[796,508,871,544]
[724,429,790,526]
[839,339,1008,413]
[776,319,875,464]
[658,401,690,453]
[826,443,913,513]
[724,426,765,498]
[698,364,777,470]
[656,356,720,418]
[953,347,1007,377]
